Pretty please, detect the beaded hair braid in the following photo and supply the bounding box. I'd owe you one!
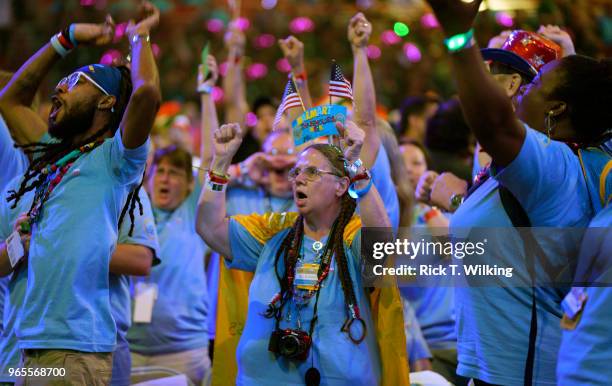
[7,66,144,236]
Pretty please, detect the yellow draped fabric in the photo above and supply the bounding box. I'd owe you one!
[211,212,410,386]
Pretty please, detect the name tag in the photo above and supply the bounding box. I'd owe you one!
[6,231,24,268]
[295,263,320,291]
[133,282,157,323]
[560,287,587,330]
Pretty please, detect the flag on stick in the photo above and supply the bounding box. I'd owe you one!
[273,79,302,128]
[329,61,353,100]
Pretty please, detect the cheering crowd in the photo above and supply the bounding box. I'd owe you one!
[0,0,611,385]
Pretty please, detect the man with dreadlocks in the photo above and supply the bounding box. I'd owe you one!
[0,2,160,383]
[197,120,408,385]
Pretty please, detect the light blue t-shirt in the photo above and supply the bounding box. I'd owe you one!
[402,297,432,363]
[226,217,381,386]
[450,125,592,385]
[557,205,612,385]
[1,129,149,353]
[127,184,210,355]
[110,188,160,386]
[0,114,28,193]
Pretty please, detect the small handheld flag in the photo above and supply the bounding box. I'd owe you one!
[273,79,302,128]
[329,61,353,101]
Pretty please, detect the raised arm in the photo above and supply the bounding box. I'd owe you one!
[120,2,162,149]
[223,24,248,127]
[0,17,116,144]
[198,54,220,182]
[349,13,380,168]
[278,36,313,109]
[196,123,243,259]
[425,0,525,166]
[339,121,390,228]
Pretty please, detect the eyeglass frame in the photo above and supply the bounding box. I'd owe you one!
[56,71,110,96]
[288,165,344,182]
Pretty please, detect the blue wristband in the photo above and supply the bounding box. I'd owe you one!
[348,178,373,199]
[68,24,78,47]
[444,28,475,53]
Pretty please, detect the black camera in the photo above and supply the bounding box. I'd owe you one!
[268,328,312,361]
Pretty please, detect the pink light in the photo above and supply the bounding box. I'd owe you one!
[246,112,258,127]
[366,45,381,60]
[289,17,315,34]
[113,22,128,43]
[381,30,402,45]
[420,13,439,29]
[234,17,251,31]
[212,87,224,103]
[100,49,122,66]
[207,19,224,33]
[246,63,269,80]
[254,34,276,49]
[495,12,514,28]
[152,43,160,58]
[80,0,95,5]
[276,58,291,73]
[403,43,422,63]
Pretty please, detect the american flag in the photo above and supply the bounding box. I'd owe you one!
[329,62,353,100]
[273,79,302,127]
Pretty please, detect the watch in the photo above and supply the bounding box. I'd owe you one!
[449,193,465,212]
[345,158,363,178]
[131,34,150,45]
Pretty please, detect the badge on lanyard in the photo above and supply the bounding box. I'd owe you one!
[133,282,158,323]
[560,287,588,330]
[295,263,320,291]
[6,230,25,268]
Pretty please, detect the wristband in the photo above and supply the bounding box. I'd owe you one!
[292,70,307,82]
[350,169,371,184]
[209,169,230,181]
[444,28,475,53]
[348,178,373,199]
[50,34,70,57]
[423,207,441,222]
[198,84,213,94]
[68,24,78,47]
[206,177,228,192]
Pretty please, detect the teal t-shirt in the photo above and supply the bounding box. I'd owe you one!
[1,130,149,353]
[557,205,612,385]
[226,216,381,386]
[127,184,210,354]
[450,125,592,385]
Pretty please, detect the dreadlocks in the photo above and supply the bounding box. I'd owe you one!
[7,65,144,236]
[266,143,362,340]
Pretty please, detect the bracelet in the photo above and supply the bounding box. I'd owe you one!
[198,84,213,94]
[68,24,78,47]
[206,176,228,192]
[444,28,475,53]
[345,158,363,179]
[131,34,150,45]
[209,169,230,182]
[423,207,441,222]
[49,32,74,58]
[292,70,307,82]
[350,169,371,184]
[348,178,373,200]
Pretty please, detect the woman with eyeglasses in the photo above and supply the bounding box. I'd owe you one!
[196,120,406,385]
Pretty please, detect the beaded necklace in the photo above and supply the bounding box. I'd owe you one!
[27,139,104,225]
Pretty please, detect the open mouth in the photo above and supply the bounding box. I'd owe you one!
[158,187,170,195]
[49,96,63,120]
[296,191,307,199]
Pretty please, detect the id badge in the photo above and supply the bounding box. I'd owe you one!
[295,263,320,291]
[6,230,24,268]
[560,287,587,330]
[133,282,158,323]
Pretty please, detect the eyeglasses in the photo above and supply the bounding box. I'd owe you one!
[56,72,109,96]
[288,166,340,181]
